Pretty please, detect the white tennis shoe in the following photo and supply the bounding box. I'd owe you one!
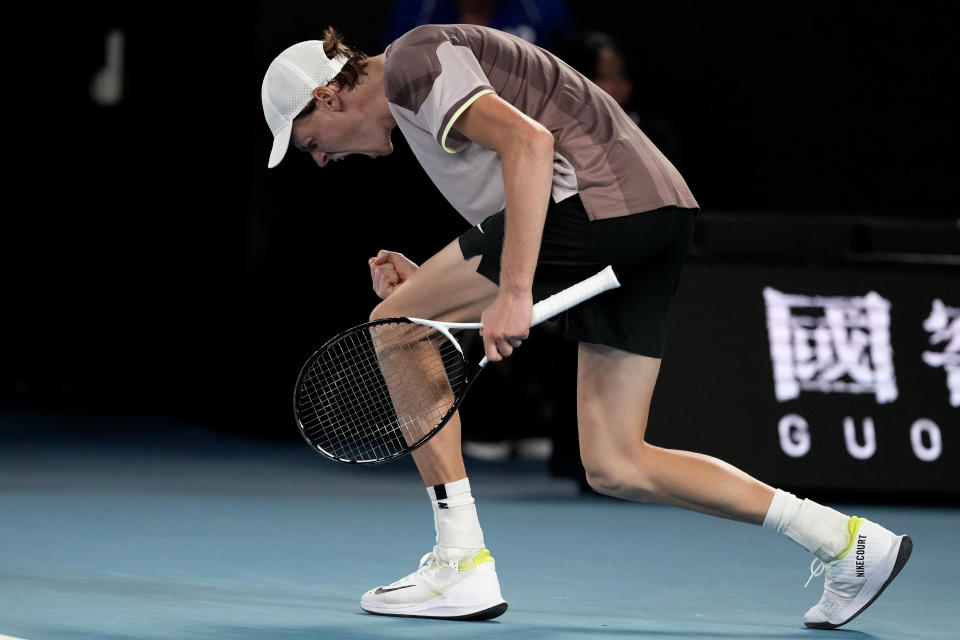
[802,517,912,629]
[360,546,508,620]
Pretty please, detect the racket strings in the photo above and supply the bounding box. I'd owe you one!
[298,333,400,458]
[296,321,468,462]
[320,327,461,459]
[299,336,407,460]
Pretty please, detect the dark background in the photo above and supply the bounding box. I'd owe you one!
[6,2,958,498]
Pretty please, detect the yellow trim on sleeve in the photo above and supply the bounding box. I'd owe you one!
[440,89,495,153]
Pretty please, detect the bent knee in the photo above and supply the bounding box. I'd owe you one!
[369,299,403,323]
[369,302,386,323]
[582,454,659,502]
[583,467,627,498]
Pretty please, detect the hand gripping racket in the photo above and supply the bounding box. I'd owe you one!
[294,266,620,464]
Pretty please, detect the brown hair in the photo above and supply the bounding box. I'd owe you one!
[296,26,368,119]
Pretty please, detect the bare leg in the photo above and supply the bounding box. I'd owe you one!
[369,239,499,486]
[576,342,775,525]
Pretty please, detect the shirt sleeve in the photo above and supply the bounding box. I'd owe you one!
[384,29,496,153]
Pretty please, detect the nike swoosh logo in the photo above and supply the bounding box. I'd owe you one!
[374,585,416,595]
[477,222,484,234]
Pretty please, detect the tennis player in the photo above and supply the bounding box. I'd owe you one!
[261,25,912,628]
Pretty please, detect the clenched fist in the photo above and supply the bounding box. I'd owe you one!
[368,250,419,300]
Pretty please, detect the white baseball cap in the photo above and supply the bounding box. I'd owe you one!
[261,41,348,168]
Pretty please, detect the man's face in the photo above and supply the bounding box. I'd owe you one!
[291,91,394,167]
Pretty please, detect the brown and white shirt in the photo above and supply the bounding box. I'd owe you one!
[384,24,698,226]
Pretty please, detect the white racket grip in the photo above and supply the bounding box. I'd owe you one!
[530,265,620,326]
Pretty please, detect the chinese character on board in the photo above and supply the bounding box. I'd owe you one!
[922,299,960,408]
[763,288,898,404]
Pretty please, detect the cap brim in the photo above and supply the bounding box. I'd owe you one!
[267,119,293,168]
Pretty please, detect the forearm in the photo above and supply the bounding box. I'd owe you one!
[498,131,554,295]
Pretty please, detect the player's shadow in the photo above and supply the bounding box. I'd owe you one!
[202,623,881,639]
[497,626,881,639]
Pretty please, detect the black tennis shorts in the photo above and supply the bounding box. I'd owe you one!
[458,195,696,358]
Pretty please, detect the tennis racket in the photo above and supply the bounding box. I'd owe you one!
[294,265,620,464]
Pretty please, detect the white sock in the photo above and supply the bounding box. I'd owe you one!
[427,477,484,562]
[763,489,851,562]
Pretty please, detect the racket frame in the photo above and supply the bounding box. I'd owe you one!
[293,265,621,464]
[293,316,481,464]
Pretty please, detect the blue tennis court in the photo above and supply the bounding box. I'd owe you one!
[8,4,958,639]
[1,410,955,639]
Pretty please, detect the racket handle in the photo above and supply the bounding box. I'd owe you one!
[530,265,621,327]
